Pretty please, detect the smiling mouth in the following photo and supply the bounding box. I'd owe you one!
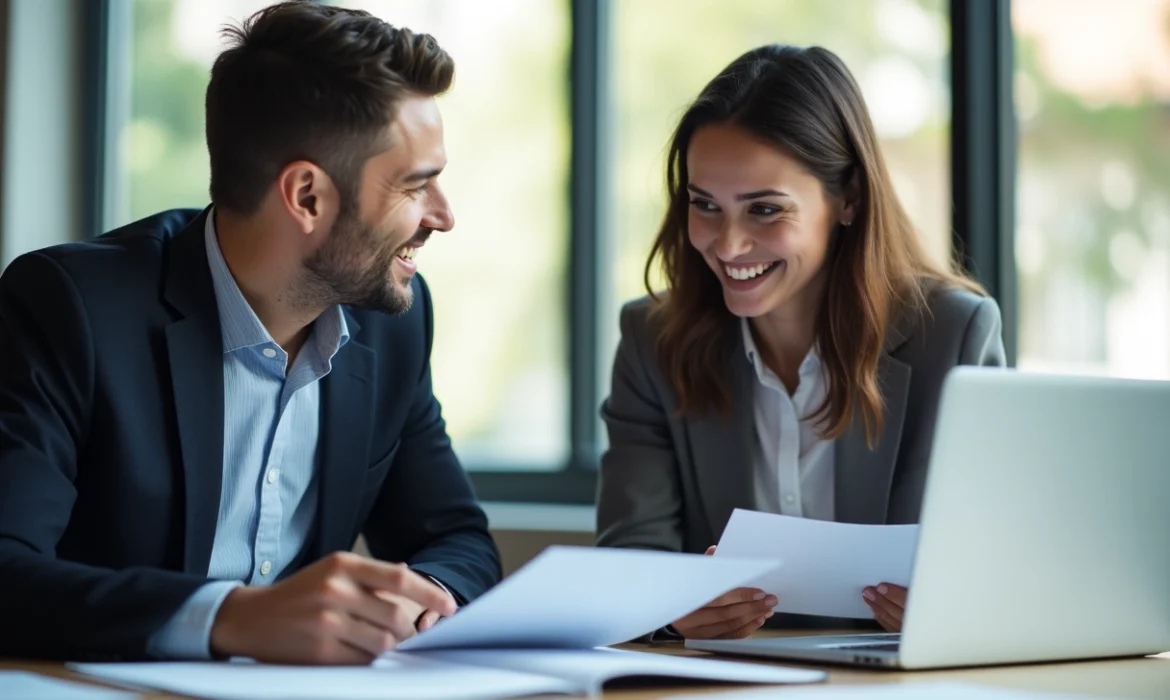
[722,260,783,281]
[397,245,419,262]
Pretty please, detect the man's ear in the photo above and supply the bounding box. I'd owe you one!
[276,160,338,234]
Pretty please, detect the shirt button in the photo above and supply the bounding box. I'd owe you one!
[784,493,796,505]
[267,469,279,485]
[263,347,277,359]
[259,561,272,576]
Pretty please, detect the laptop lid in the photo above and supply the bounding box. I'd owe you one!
[898,368,1170,669]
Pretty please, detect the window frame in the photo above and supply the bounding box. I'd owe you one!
[85,0,1016,505]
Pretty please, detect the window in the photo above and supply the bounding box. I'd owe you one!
[90,0,1165,505]
[328,1,573,469]
[111,0,572,471]
[609,0,953,374]
[112,0,275,224]
[1013,0,1170,380]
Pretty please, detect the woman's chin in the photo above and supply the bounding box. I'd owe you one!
[721,292,771,319]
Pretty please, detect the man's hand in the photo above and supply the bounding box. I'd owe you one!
[209,552,456,664]
[670,546,776,639]
[862,583,907,632]
[372,589,445,632]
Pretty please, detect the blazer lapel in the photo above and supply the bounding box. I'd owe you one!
[688,333,757,544]
[834,313,915,524]
[313,322,375,556]
[162,210,225,575]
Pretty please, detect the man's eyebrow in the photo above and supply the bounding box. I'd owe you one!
[403,167,444,183]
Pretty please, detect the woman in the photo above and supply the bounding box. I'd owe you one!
[596,44,1006,640]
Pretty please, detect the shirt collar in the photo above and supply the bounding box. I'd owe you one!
[740,317,821,385]
[203,209,350,356]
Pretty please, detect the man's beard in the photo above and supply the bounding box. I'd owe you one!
[295,206,414,316]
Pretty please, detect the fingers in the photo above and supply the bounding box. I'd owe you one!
[333,613,398,660]
[863,586,904,620]
[417,610,442,631]
[330,553,457,616]
[705,587,769,608]
[347,591,419,642]
[687,607,774,639]
[863,586,904,632]
[713,615,769,640]
[871,606,902,632]
[876,583,907,607]
[705,545,717,556]
[674,593,777,638]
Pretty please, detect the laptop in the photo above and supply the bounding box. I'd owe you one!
[686,367,1170,670]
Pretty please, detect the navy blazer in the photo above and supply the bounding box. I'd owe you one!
[0,209,501,660]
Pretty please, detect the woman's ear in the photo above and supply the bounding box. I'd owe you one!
[839,169,861,226]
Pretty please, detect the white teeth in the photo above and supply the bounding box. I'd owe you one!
[399,247,417,261]
[724,261,776,280]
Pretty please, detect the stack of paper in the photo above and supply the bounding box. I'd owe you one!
[72,546,826,700]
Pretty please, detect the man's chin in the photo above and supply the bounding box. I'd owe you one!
[349,283,412,316]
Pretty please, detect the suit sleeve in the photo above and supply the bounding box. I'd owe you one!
[0,253,212,661]
[361,276,501,605]
[595,302,685,552]
[959,297,1008,367]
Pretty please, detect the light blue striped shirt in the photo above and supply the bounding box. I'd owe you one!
[147,211,349,659]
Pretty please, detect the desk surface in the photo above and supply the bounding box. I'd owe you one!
[3,629,1169,699]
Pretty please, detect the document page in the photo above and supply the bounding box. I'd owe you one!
[714,509,917,619]
[399,545,783,651]
[416,647,825,693]
[70,655,571,700]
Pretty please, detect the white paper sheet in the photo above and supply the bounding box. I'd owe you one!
[69,655,572,700]
[665,681,1117,700]
[398,545,783,651]
[417,647,825,693]
[0,671,139,699]
[714,508,918,619]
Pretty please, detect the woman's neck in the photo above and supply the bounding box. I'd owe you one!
[748,274,826,394]
[750,311,816,394]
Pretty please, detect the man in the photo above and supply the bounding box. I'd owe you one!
[0,2,500,664]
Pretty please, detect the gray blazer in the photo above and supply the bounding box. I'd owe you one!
[596,287,1007,554]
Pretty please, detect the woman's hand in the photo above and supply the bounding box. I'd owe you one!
[670,546,777,639]
[862,583,908,632]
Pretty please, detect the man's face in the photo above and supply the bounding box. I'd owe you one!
[304,95,454,315]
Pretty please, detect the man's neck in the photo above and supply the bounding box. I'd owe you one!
[214,210,325,362]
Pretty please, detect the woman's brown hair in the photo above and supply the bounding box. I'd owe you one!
[645,44,982,447]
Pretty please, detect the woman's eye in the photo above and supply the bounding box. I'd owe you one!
[751,203,781,216]
[689,198,718,212]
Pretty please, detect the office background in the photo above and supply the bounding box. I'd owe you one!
[1,0,1168,566]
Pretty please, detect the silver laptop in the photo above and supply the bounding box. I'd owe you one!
[686,367,1170,669]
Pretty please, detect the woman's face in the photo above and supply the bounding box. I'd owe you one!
[685,123,852,320]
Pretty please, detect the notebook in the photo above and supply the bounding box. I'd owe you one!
[71,649,823,700]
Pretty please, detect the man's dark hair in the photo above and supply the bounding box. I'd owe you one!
[205,1,454,214]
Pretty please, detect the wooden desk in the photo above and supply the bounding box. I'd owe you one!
[4,630,1169,699]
